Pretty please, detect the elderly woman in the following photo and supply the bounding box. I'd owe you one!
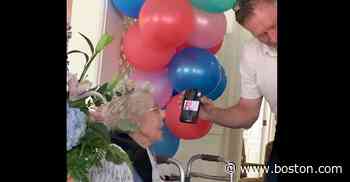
[110,89,165,182]
[88,82,165,182]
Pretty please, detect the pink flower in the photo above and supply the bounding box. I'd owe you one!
[67,176,73,182]
[89,101,124,128]
[67,73,92,98]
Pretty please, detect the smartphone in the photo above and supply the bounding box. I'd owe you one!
[180,89,202,123]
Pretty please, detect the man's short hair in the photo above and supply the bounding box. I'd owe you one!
[234,0,276,25]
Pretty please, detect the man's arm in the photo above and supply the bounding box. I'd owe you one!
[200,97,263,129]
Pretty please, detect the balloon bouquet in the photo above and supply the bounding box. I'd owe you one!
[112,0,236,158]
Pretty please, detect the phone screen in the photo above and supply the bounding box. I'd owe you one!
[183,100,200,112]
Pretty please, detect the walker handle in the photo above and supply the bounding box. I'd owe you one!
[200,154,224,162]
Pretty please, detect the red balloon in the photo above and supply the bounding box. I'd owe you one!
[165,95,213,140]
[139,0,194,49]
[208,40,224,54]
[123,23,175,71]
[176,40,223,54]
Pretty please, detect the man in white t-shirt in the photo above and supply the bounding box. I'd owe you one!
[198,0,277,131]
[195,0,278,181]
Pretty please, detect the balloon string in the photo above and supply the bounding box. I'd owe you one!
[120,16,137,75]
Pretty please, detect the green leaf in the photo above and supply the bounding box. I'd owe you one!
[69,98,85,107]
[95,34,113,54]
[67,148,92,182]
[105,145,132,168]
[107,74,122,92]
[67,50,90,63]
[68,122,111,182]
[97,83,109,94]
[87,122,111,142]
[69,99,89,114]
[95,83,113,104]
[77,34,113,83]
[78,32,95,55]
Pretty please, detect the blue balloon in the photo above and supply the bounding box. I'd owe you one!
[207,65,227,100]
[168,48,222,95]
[112,0,145,18]
[150,125,180,158]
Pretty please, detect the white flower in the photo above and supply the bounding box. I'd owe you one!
[67,73,92,98]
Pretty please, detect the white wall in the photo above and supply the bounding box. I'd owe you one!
[67,0,108,86]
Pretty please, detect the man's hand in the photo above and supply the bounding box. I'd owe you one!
[176,90,263,128]
[198,96,216,120]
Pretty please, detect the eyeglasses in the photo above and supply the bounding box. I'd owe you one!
[147,105,165,120]
[148,105,160,112]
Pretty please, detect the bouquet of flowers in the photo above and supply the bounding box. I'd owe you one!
[67,32,145,182]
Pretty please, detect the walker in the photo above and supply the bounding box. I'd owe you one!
[184,154,235,182]
[157,157,186,182]
[157,154,236,182]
